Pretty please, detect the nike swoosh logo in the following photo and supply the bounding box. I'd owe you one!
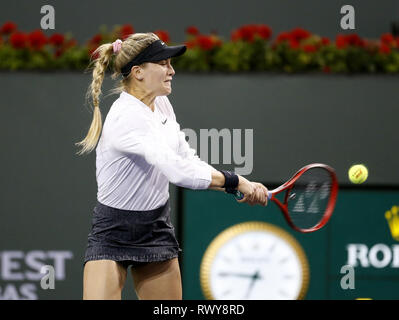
[162,119,167,124]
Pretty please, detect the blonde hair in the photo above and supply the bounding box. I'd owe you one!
[75,32,160,155]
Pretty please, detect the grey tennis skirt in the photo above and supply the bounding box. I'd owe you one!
[83,199,182,269]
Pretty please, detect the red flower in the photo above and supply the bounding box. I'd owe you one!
[336,34,347,48]
[275,28,311,47]
[241,24,258,42]
[1,21,17,35]
[231,29,244,42]
[197,35,214,50]
[184,39,197,49]
[257,24,272,40]
[89,34,102,46]
[154,30,170,43]
[321,37,330,45]
[303,44,317,53]
[381,33,394,45]
[28,30,47,50]
[120,24,134,40]
[189,35,221,50]
[291,28,311,41]
[54,48,64,58]
[186,26,199,36]
[10,32,27,49]
[347,34,365,47]
[276,32,291,43]
[49,33,65,47]
[379,43,391,54]
[231,24,272,42]
[336,34,365,48]
[289,39,299,49]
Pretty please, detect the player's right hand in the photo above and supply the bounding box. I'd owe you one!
[236,177,268,206]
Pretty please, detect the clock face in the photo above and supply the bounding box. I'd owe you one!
[200,222,309,300]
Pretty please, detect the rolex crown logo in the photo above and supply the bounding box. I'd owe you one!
[385,205,399,241]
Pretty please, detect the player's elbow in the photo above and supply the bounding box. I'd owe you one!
[168,174,195,189]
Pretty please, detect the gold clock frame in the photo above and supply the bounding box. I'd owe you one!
[200,221,310,300]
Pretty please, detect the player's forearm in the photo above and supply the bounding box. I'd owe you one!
[208,171,243,192]
[209,170,225,188]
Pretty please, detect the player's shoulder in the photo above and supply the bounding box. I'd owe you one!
[156,95,176,121]
[108,92,151,124]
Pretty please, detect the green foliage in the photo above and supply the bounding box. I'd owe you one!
[173,48,212,72]
[212,41,254,72]
[1,23,399,74]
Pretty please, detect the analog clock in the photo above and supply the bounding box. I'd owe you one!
[200,221,309,300]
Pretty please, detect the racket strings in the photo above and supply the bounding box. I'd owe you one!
[287,168,332,230]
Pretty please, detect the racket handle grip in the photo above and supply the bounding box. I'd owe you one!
[234,190,245,200]
[234,190,272,200]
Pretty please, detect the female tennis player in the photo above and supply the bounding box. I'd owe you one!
[76,32,269,300]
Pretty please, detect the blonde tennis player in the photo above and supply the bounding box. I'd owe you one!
[76,32,269,300]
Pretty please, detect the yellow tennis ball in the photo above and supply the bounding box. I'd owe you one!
[348,164,368,184]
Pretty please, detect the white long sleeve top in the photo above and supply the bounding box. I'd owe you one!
[96,91,214,210]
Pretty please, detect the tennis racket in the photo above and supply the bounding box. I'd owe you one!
[234,163,338,233]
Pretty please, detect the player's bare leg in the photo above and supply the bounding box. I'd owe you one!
[83,260,127,300]
[131,257,182,300]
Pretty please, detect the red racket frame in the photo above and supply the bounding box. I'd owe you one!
[268,163,339,233]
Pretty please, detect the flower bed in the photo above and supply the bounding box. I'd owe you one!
[0,21,398,73]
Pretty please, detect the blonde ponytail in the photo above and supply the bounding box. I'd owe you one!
[75,43,114,155]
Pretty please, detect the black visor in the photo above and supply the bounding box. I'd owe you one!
[121,40,186,78]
